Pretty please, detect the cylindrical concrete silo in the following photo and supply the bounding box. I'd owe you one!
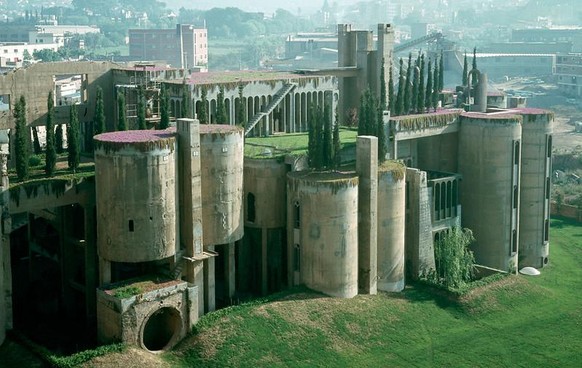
[199,124,244,245]
[244,158,287,229]
[94,130,177,263]
[287,171,359,298]
[0,241,5,346]
[377,162,406,292]
[518,109,553,268]
[458,113,522,272]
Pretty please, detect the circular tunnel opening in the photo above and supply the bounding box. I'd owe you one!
[141,307,182,352]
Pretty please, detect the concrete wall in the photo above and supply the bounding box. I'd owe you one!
[377,163,406,292]
[0,61,116,130]
[287,171,359,298]
[200,125,244,246]
[519,110,553,268]
[416,133,458,173]
[458,113,522,272]
[94,131,177,263]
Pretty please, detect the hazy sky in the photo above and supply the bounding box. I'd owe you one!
[168,0,342,14]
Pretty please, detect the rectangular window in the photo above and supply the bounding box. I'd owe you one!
[0,94,10,111]
[294,245,300,271]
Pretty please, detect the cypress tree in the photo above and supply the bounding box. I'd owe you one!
[426,59,433,113]
[94,86,105,135]
[198,87,208,124]
[137,85,147,129]
[358,92,367,136]
[32,127,41,154]
[472,47,477,71]
[216,86,227,123]
[388,62,395,114]
[308,104,317,168]
[314,106,324,169]
[45,91,56,177]
[67,105,80,172]
[395,58,405,116]
[159,84,169,129]
[433,59,440,110]
[332,115,341,169]
[404,53,413,114]
[439,50,445,92]
[56,123,63,154]
[117,91,127,131]
[14,96,29,181]
[462,52,468,86]
[380,58,387,110]
[417,54,426,113]
[322,104,332,168]
[377,100,386,162]
[236,84,246,127]
[412,56,420,113]
[181,81,190,118]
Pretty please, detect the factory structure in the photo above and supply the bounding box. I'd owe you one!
[0,24,552,353]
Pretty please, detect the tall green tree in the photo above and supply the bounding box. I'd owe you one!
[433,60,440,111]
[332,115,341,169]
[236,84,246,127]
[181,81,190,119]
[472,47,477,71]
[198,87,208,124]
[377,102,387,162]
[67,105,80,172]
[404,53,413,114]
[412,55,420,113]
[388,62,395,114]
[417,54,426,113]
[215,86,227,123]
[462,52,468,86]
[308,104,318,168]
[14,96,30,181]
[380,58,387,110]
[117,91,127,131]
[45,91,56,177]
[322,105,332,167]
[137,85,147,130]
[426,58,433,113]
[94,86,106,135]
[56,123,63,154]
[32,127,41,154]
[439,50,445,92]
[159,84,170,129]
[433,227,476,289]
[395,58,405,116]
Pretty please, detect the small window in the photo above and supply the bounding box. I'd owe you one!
[546,177,550,199]
[294,244,301,271]
[511,229,518,254]
[513,185,518,209]
[547,135,552,158]
[514,141,520,165]
[129,220,134,232]
[294,201,300,229]
[247,193,256,223]
[544,220,549,242]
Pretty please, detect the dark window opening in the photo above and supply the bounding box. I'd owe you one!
[547,135,552,158]
[514,141,520,165]
[294,244,300,271]
[512,229,518,254]
[247,193,256,223]
[546,177,550,199]
[513,186,518,209]
[129,220,134,232]
[293,201,300,229]
[544,219,549,242]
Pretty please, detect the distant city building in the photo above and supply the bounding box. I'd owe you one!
[128,24,208,70]
[555,54,582,97]
[512,27,582,52]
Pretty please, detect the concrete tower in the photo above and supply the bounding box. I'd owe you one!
[458,113,522,272]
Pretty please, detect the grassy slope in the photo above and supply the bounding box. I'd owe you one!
[166,218,582,367]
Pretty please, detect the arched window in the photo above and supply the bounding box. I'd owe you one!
[294,244,301,271]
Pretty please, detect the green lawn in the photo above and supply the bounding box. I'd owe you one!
[166,217,582,367]
[245,128,358,159]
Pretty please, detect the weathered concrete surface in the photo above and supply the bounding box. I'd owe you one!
[95,131,177,263]
[458,114,522,272]
[377,162,406,292]
[356,136,378,295]
[200,125,244,246]
[287,171,359,298]
[518,110,553,268]
[244,158,288,229]
[177,119,205,317]
[97,280,197,352]
[9,177,95,215]
[405,168,436,279]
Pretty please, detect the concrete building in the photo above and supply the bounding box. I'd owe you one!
[0,23,553,352]
[128,24,208,70]
[555,53,582,97]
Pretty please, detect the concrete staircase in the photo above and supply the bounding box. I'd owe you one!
[244,82,297,137]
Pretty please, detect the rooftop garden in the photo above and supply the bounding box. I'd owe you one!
[244,128,358,160]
